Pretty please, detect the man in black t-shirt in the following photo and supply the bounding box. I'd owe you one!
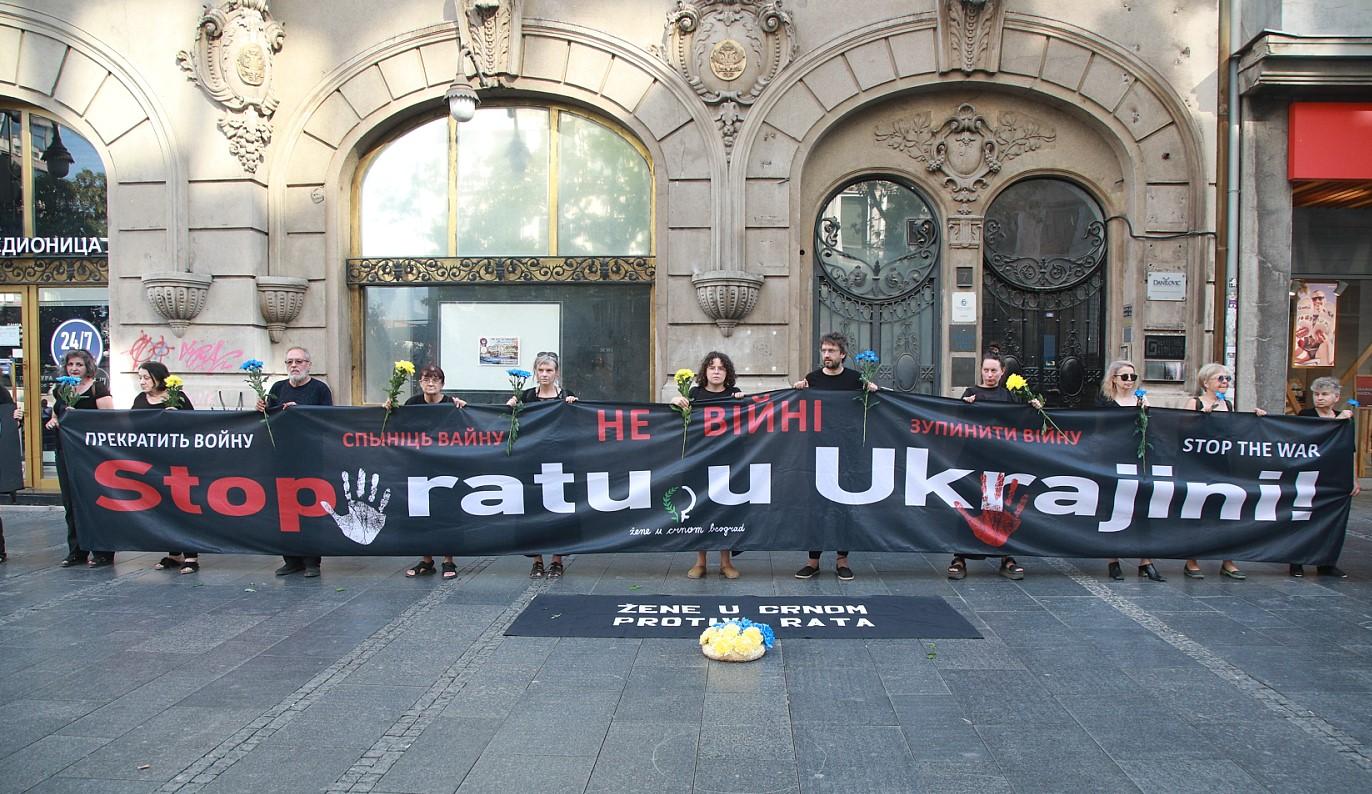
[791,332,878,582]
[257,346,333,577]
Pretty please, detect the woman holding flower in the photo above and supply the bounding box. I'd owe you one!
[47,348,115,567]
[132,362,201,574]
[671,351,744,579]
[1096,361,1164,582]
[1182,362,1266,580]
[506,352,576,577]
[400,365,466,580]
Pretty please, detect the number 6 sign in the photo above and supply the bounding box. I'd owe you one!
[50,318,104,366]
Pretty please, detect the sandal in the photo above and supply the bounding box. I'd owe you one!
[529,560,544,578]
[441,561,457,579]
[998,557,1025,580]
[947,557,967,580]
[547,560,564,578]
[154,556,181,570]
[179,560,199,574]
[406,559,436,577]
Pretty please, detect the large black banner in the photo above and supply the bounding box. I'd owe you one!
[61,391,1354,563]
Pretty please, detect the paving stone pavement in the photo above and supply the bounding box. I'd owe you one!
[2,498,1372,793]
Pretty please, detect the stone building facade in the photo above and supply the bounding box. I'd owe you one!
[0,0,1260,491]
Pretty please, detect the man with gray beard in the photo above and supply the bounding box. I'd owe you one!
[256,345,333,577]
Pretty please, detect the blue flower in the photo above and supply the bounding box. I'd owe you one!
[729,617,776,648]
[854,349,879,365]
[55,376,80,386]
[1134,388,1147,399]
[508,368,532,379]
[240,359,265,370]
[1215,391,1227,402]
[1348,399,1361,408]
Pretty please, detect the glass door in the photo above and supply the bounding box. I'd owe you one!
[0,288,32,490]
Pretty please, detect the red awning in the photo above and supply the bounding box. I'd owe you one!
[1289,102,1372,180]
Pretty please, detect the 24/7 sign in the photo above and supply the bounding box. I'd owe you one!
[51,318,104,366]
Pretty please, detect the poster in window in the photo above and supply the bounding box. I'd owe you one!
[440,302,560,391]
[1291,283,1336,367]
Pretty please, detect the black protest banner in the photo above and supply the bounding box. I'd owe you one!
[505,595,982,639]
[60,390,1354,563]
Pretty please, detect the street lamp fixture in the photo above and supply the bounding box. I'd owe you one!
[42,124,74,179]
[446,76,480,123]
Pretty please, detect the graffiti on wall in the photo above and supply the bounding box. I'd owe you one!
[125,330,246,373]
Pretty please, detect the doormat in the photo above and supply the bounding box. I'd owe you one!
[505,595,981,639]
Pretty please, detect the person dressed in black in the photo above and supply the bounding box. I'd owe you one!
[791,332,877,581]
[256,346,333,577]
[396,365,466,580]
[47,348,115,567]
[506,352,577,578]
[1096,360,1164,582]
[0,383,23,563]
[671,351,745,580]
[948,353,1027,581]
[132,362,202,574]
[1292,376,1358,578]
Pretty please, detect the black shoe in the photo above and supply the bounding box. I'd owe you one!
[1108,561,1124,581]
[60,554,86,568]
[1138,563,1165,582]
[1317,565,1347,578]
[1289,564,1304,578]
[794,563,820,579]
[1183,565,1204,579]
[275,562,305,576]
[835,565,855,581]
[303,565,320,578]
[87,555,114,568]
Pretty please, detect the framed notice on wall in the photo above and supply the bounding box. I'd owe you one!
[1291,283,1337,367]
[439,302,561,390]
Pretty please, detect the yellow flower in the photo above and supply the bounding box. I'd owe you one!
[164,375,184,388]
[674,368,694,386]
[394,360,415,375]
[1005,373,1028,391]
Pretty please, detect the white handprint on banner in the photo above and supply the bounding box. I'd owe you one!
[322,468,392,545]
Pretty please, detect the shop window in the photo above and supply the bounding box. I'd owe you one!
[352,105,653,404]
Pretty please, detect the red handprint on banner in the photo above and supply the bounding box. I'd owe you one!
[954,472,1031,547]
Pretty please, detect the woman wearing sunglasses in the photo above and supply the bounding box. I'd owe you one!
[1183,363,1265,580]
[1097,361,1165,582]
[507,352,577,578]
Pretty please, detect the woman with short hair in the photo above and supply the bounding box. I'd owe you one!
[1291,376,1359,577]
[399,365,466,580]
[132,361,201,573]
[1096,360,1164,581]
[507,352,577,578]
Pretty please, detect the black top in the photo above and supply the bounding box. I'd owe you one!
[961,384,1014,403]
[1298,407,1348,419]
[803,367,862,391]
[404,394,451,406]
[53,379,111,418]
[688,385,742,402]
[1190,396,1233,411]
[268,377,333,410]
[0,384,11,405]
[520,387,574,403]
[132,392,195,410]
[1095,394,1133,408]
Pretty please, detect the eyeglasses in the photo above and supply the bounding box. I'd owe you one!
[419,375,443,382]
[1116,373,1138,381]
[1215,375,1231,382]
[284,358,309,365]
[536,351,559,359]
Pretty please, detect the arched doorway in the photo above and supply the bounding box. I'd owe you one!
[812,177,940,392]
[981,178,1106,408]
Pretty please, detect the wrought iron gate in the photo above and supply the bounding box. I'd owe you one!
[981,178,1106,408]
[813,178,940,393]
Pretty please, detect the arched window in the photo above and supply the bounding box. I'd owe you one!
[351,105,653,403]
[982,177,1106,407]
[1,107,110,489]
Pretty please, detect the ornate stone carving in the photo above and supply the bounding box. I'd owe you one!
[456,0,523,87]
[255,275,307,343]
[874,104,1055,211]
[935,0,1005,75]
[692,269,764,336]
[177,0,285,174]
[946,216,984,249]
[142,272,214,337]
[659,1,797,158]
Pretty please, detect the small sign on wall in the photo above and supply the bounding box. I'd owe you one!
[951,292,976,323]
[1146,272,1187,301]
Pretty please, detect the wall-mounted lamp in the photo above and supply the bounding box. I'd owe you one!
[41,124,74,179]
[446,76,480,123]
[1335,280,1349,296]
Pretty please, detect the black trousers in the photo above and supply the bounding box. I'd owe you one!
[283,555,322,567]
[56,448,110,560]
[808,551,850,559]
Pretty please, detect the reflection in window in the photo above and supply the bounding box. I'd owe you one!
[30,116,106,239]
[557,112,650,256]
[359,118,448,257]
[1,110,20,237]
[457,107,550,255]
